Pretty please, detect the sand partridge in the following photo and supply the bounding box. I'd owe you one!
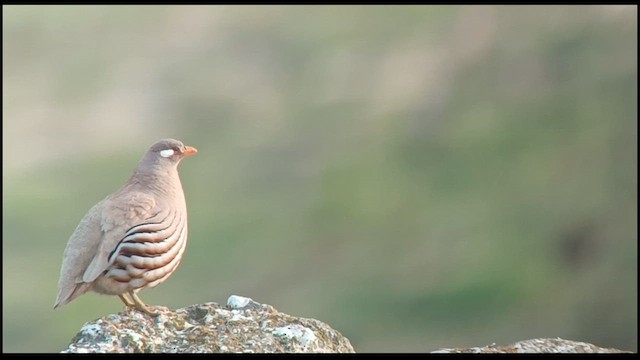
[54,138,197,316]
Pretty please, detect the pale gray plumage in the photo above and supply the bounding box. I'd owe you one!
[54,138,197,316]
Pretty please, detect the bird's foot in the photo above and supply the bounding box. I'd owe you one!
[135,304,160,317]
[128,290,160,317]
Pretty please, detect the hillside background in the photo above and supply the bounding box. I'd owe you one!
[2,5,637,353]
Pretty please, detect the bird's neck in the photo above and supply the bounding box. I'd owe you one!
[130,165,183,198]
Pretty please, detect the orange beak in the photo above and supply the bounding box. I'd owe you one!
[184,146,198,157]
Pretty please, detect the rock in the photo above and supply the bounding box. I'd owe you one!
[61,295,354,353]
[431,338,630,353]
[60,296,631,354]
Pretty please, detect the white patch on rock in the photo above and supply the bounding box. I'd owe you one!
[122,329,144,346]
[81,323,102,338]
[273,324,317,348]
[227,295,253,309]
[203,313,215,323]
[229,312,252,322]
[216,309,231,317]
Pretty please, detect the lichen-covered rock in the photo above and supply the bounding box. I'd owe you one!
[61,295,354,353]
[431,338,630,353]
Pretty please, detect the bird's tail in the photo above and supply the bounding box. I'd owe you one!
[53,282,92,310]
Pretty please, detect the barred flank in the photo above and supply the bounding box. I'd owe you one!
[105,208,187,289]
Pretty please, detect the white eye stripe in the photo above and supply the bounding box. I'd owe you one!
[160,149,175,158]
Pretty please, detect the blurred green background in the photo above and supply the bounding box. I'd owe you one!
[2,5,637,353]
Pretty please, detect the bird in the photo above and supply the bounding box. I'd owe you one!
[54,138,197,316]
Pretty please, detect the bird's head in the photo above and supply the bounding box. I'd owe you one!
[137,138,198,176]
[150,138,198,162]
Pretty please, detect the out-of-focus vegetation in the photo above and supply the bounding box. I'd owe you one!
[2,5,636,353]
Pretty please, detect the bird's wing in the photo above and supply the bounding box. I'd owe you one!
[55,191,162,308]
[82,191,160,283]
[54,199,107,308]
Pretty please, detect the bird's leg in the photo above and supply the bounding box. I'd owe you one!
[128,290,159,317]
[118,293,135,307]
